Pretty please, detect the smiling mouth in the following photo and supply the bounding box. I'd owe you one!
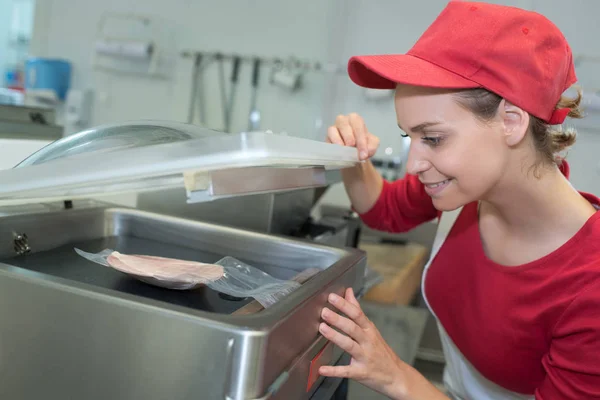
[424,179,450,188]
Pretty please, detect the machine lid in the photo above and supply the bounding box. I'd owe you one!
[0,120,360,205]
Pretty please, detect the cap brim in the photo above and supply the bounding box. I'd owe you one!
[348,54,480,90]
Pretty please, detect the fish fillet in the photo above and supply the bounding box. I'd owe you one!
[107,251,224,284]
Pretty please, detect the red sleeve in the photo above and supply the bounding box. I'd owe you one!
[536,280,600,399]
[357,174,439,233]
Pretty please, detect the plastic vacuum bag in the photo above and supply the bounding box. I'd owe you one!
[210,256,301,308]
[74,248,301,308]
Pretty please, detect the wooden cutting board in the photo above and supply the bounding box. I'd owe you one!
[359,242,429,305]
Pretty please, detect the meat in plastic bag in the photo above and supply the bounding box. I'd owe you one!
[74,248,301,308]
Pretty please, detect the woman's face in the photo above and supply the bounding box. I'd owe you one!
[395,85,514,211]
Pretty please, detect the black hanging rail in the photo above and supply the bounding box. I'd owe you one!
[181,50,343,74]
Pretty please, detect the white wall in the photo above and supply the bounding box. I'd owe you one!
[0,139,50,169]
[30,0,341,140]
[531,0,600,195]
[0,0,20,80]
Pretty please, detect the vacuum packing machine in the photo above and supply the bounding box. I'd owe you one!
[0,121,367,400]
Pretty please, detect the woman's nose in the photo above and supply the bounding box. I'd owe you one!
[405,146,431,175]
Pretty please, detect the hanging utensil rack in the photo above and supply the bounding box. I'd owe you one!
[181,50,344,74]
[183,50,344,126]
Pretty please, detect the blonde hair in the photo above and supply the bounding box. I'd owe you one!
[454,88,584,168]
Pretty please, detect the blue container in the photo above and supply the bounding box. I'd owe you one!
[25,58,72,101]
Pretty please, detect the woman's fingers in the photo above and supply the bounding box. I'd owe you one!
[321,307,364,343]
[336,118,356,147]
[318,364,354,379]
[319,322,362,359]
[366,133,380,157]
[328,293,371,330]
[327,126,344,145]
[327,114,380,161]
[349,113,368,160]
[345,287,360,307]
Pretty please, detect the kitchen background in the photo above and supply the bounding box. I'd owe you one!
[1,1,599,397]
[2,0,598,208]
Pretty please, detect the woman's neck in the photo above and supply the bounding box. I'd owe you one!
[481,162,596,238]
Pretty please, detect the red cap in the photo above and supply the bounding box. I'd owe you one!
[348,1,577,124]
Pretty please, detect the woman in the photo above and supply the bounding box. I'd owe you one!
[318,2,600,400]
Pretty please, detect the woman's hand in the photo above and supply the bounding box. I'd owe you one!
[318,287,408,399]
[318,288,451,400]
[327,113,380,161]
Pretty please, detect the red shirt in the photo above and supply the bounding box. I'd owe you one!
[359,161,600,399]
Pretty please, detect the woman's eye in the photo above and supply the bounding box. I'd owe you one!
[422,136,442,146]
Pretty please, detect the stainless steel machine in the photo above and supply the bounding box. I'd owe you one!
[0,121,367,400]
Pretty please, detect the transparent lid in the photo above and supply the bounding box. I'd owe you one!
[0,120,359,205]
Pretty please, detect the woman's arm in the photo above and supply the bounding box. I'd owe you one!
[340,160,384,214]
[327,113,383,213]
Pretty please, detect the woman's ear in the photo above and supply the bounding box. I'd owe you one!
[499,99,530,147]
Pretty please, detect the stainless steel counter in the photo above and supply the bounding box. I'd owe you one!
[0,104,63,141]
[0,119,63,140]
